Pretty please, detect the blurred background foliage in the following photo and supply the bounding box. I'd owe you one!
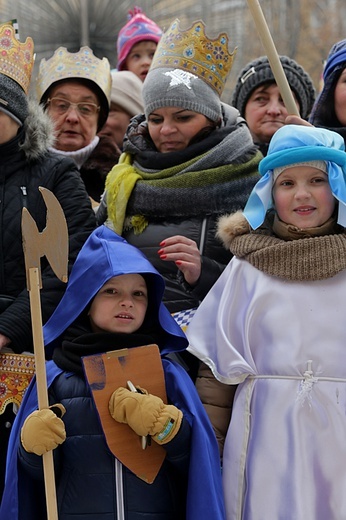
[2,0,346,102]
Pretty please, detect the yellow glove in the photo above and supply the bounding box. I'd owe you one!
[21,404,66,456]
[109,387,183,445]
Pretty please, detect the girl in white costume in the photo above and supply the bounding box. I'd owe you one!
[187,124,346,520]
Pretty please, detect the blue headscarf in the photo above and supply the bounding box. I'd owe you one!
[243,125,346,230]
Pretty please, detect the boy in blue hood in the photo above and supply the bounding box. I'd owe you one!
[1,226,225,520]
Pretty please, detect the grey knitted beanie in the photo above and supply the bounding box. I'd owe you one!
[0,73,28,125]
[142,67,222,122]
[232,55,315,119]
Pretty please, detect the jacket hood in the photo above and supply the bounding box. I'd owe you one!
[43,225,188,355]
[221,101,243,126]
[216,210,251,250]
[20,99,55,161]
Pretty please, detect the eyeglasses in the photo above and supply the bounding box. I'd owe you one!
[46,97,100,117]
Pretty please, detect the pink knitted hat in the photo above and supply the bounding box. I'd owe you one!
[116,7,162,71]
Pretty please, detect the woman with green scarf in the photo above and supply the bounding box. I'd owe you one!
[97,19,261,378]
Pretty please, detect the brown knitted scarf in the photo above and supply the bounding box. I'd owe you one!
[230,230,346,281]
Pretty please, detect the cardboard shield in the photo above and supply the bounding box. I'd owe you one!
[82,344,166,484]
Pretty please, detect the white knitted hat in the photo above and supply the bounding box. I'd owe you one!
[110,70,144,116]
[273,160,328,183]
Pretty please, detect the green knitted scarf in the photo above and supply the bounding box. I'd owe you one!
[105,144,261,235]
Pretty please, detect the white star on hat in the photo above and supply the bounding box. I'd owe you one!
[164,69,198,89]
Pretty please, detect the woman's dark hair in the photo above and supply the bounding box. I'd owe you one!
[314,68,344,128]
[188,119,219,146]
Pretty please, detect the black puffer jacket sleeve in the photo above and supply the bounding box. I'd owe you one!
[0,155,96,353]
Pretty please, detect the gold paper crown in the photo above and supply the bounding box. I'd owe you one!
[150,19,236,96]
[0,24,34,94]
[36,46,111,104]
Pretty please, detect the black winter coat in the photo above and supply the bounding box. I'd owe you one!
[0,102,96,503]
[0,102,96,353]
[122,217,231,313]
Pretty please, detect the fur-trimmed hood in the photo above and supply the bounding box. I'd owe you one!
[217,210,251,250]
[19,99,55,161]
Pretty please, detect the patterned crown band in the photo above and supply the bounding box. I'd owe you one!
[36,46,111,104]
[150,19,236,96]
[0,24,34,94]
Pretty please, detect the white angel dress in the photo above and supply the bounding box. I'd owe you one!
[187,256,346,520]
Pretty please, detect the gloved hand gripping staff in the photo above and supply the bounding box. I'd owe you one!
[21,187,69,520]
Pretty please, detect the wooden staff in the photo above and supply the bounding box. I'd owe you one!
[246,0,300,116]
[22,187,68,520]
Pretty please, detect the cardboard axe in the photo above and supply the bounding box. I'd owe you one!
[22,187,69,520]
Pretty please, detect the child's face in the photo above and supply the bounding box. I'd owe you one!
[273,165,336,229]
[89,274,148,334]
[124,40,157,81]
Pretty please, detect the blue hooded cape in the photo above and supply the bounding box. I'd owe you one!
[0,226,225,520]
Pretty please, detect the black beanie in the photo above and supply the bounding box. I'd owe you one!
[231,55,316,120]
[0,73,28,125]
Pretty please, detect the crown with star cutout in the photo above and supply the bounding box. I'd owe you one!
[149,18,236,96]
[0,24,34,94]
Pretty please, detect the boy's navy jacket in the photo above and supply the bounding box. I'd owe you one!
[0,226,225,520]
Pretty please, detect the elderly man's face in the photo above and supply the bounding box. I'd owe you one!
[46,80,100,152]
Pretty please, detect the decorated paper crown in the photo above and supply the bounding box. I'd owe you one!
[36,46,111,105]
[0,24,34,94]
[150,19,236,96]
[0,19,19,39]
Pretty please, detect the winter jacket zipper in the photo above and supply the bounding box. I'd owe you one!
[199,217,207,254]
[115,458,125,519]
[20,186,27,208]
